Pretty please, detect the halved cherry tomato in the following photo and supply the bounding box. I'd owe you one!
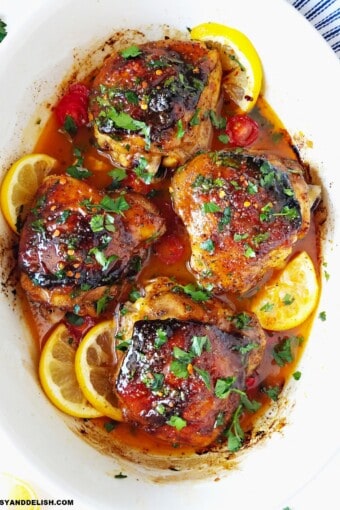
[226,114,259,147]
[65,315,96,346]
[122,170,153,194]
[154,233,185,265]
[55,83,90,128]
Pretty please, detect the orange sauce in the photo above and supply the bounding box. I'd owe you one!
[29,88,320,455]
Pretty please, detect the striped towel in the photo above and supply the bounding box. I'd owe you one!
[287,0,340,58]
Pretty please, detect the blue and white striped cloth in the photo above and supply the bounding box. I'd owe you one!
[288,0,340,58]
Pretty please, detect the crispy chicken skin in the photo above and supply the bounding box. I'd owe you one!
[171,150,311,294]
[18,175,165,315]
[115,277,266,448]
[88,40,222,175]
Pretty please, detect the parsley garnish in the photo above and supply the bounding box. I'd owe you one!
[0,19,7,43]
[202,202,221,214]
[63,115,77,136]
[209,110,226,129]
[230,312,252,330]
[282,293,295,305]
[260,302,274,312]
[189,108,201,127]
[176,119,185,139]
[65,312,84,326]
[200,239,215,254]
[154,328,168,349]
[129,288,141,302]
[173,282,212,302]
[218,206,232,231]
[104,420,117,432]
[293,371,302,380]
[166,415,187,430]
[120,45,142,59]
[263,385,281,401]
[218,134,230,144]
[215,376,236,399]
[272,336,303,367]
[88,247,118,271]
[319,311,327,321]
[134,156,153,184]
[66,148,92,180]
[100,195,130,214]
[194,366,211,389]
[191,335,211,356]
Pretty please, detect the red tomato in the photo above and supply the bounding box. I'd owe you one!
[154,233,185,265]
[122,171,153,194]
[55,83,90,128]
[226,114,259,147]
[65,315,96,346]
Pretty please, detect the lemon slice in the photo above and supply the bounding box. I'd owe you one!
[190,22,262,112]
[250,251,319,331]
[0,153,58,233]
[0,473,40,509]
[75,320,123,421]
[39,323,102,418]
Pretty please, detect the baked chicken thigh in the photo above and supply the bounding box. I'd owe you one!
[115,277,266,448]
[18,175,165,315]
[171,150,311,294]
[89,40,222,177]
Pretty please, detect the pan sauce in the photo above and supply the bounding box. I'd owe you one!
[19,34,321,460]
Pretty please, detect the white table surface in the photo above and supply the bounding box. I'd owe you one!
[0,1,339,509]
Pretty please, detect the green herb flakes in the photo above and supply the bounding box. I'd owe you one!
[166,415,187,430]
[120,45,142,59]
[0,19,7,43]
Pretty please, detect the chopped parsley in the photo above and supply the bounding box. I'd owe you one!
[218,134,230,144]
[63,115,77,136]
[263,385,281,401]
[190,335,211,356]
[66,148,92,180]
[272,335,303,367]
[65,312,84,326]
[218,207,232,231]
[166,415,187,430]
[173,282,213,302]
[120,45,142,59]
[194,366,211,389]
[88,247,118,271]
[189,108,201,126]
[202,202,221,214]
[0,19,7,43]
[99,195,130,214]
[200,239,215,254]
[154,328,168,349]
[230,312,252,330]
[209,110,226,130]
[176,119,185,139]
[293,371,302,380]
[114,472,128,479]
[318,311,327,321]
[282,293,295,305]
[133,156,153,184]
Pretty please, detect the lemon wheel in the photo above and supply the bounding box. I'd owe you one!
[39,324,102,418]
[0,153,58,233]
[250,251,320,331]
[75,320,123,421]
[190,22,262,112]
[0,474,40,509]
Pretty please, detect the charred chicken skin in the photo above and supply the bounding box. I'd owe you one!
[171,150,311,294]
[18,175,165,315]
[115,277,266,448]
[88,40,222,176]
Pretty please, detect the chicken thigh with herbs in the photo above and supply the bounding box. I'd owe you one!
[88,40,222,178]
[18,175,165,315]
[114,277,266,448]
[171,150,311,294]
